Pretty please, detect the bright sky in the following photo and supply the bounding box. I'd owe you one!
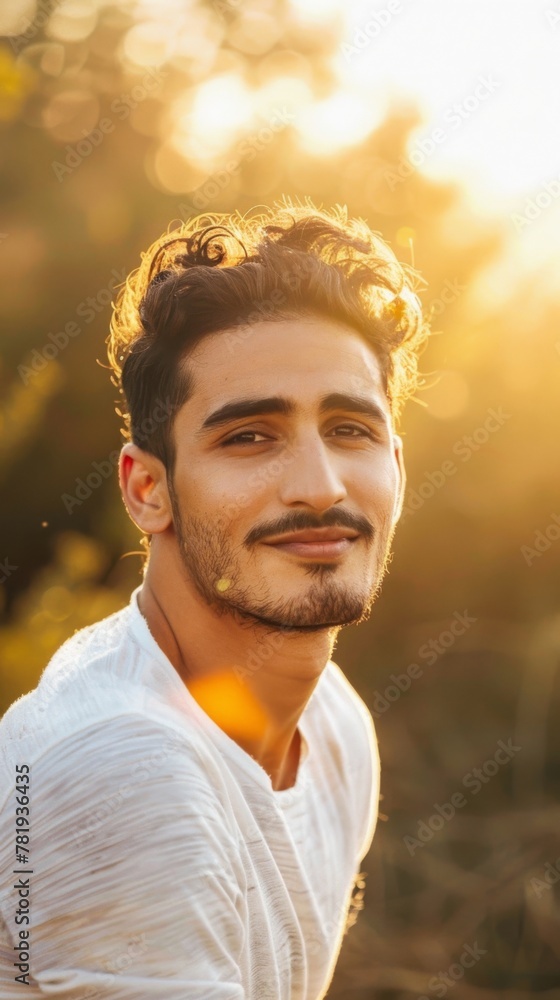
[288,0,560,269]
[311,0,560,208]
[5,0,560,258]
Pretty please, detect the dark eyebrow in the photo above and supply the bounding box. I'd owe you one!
[199,396,292,433]
[198,392,389,435]
[321,393,389,426]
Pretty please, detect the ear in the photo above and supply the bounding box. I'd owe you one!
[118,443,173,534]
[391,433,406,524]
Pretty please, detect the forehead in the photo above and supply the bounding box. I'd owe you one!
[182,316,389,414]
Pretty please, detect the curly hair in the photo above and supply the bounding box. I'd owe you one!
[106,199,431,478]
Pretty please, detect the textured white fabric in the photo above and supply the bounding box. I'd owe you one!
[0,585,380,999]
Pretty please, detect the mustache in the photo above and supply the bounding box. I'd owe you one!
[245,508,374,546]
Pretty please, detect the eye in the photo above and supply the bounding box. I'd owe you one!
[330,424,378,440]
[221,430,270,446]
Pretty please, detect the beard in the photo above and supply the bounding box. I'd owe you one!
[167,479,397,634]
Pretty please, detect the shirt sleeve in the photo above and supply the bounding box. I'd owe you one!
[0,714,247,999]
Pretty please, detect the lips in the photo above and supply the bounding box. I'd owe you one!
[263,527,360,545]
[262,527,360,559]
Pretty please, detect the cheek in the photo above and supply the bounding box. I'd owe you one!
[219,460,280,511]
[185,462,271,533]
[357,456,399,510]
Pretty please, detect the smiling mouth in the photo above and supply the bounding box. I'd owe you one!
[264,528,360,559]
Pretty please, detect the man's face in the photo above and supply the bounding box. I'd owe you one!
[165,315,405,633]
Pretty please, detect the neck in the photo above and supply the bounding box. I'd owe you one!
[137,552,338,791]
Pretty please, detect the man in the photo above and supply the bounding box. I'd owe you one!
[0,202,429,998]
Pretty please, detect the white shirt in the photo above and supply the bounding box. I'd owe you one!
[0,584,380,999]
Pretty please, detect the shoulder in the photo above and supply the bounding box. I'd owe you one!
[0,598,225,818]
[0,607,127,795]
[0,709,241,889]
[52,712,234,831]
[0,712,246,995]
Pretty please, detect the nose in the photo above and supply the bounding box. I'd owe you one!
[278,432,348,511]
